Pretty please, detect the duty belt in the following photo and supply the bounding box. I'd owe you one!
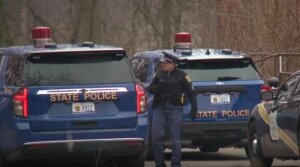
[159,97,182,106]
[160,99,173,105]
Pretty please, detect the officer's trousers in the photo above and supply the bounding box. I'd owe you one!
[152,104,182,167]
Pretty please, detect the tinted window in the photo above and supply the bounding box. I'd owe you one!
[177,59,260,81]
[131,58,149,82]
[26,51,134,86]
[5,56,24,86]
[277,75,300,101]
[293,80,300,97]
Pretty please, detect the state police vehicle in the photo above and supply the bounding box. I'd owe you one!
[0,27,148,167]
[131,32,264,157]
[248,72,300,167]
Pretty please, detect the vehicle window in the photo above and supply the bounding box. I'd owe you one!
[290,75,300,97]
[277,75,300,101]
[154,61,162,74]
[25,51,134,86]
[5,56,24,86]
[130,58,138,70]
[131,58,149,82]
[177,58,260,81]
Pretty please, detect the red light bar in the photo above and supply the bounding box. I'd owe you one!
[32,27,52,48]
[32,27,51,40]
[174,32,192,55]
[175,32,192,43]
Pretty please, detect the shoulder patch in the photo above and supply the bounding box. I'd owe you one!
[185,75,192,83]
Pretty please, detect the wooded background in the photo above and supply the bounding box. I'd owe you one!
[0,0,300,80]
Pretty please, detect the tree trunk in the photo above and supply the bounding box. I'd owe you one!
[161,0,171,49]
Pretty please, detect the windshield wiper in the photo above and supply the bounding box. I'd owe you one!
[217,76,241,81]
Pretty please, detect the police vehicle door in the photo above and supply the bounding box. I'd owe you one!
[131,56,156,119]
[267,74,300,156]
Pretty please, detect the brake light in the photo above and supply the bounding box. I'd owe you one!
[261,85,271,92]
[13,88,28,118]
[135,84,146,114]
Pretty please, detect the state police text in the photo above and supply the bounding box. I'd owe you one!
[196,110,250,118]
[50,92,117,102]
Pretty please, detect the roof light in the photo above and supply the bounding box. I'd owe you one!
[32,27,52,48]
[174,32,192,55]
[44,43,57,49]
[81,42,94,48]
[221,49,233,54]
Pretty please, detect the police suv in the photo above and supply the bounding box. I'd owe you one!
[131,32,264,156]
[0,27,148,167]
[248,72,300,167]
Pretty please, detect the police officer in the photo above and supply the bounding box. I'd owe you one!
[147,53,198,167]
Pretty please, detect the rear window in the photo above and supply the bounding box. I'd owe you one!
[177,58,260,81]
[25,51,134,86]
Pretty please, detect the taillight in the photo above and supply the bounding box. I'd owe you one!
[135,84,146,114]
[261,85,271,93]
[13,88,28,118]
[260,85,272,101]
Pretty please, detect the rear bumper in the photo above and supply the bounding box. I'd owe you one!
[181,121,248,147]
[22,138,145,158]
[2,114,148,161]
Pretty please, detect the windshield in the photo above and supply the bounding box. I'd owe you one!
[25,51,134,86]
[177,58,260,81]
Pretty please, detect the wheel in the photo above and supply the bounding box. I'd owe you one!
[199,146,219,153]
[248,121,273,167]
[117,152,145,167]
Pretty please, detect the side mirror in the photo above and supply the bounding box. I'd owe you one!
[268,77,279,88]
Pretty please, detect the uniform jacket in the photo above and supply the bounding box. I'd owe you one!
[147,68,197,109]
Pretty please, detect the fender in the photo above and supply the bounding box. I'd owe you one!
[255,102,299,157]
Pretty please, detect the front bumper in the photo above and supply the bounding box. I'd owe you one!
[181,121,248,147]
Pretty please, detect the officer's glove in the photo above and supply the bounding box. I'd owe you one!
[190,108,198,122]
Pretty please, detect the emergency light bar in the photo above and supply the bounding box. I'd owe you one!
[32,27,52,48]
[174,32,192,55]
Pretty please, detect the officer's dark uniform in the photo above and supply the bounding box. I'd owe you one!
[147,54,197,167]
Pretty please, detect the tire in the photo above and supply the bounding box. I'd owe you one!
[248,121,273,167]
[117,152,145,167]
[145,139,154,160]
[244,144,249,157]
[0,153,3,167]
[200,146,220,153]
[146,121,154,160]
[0,151,9,167]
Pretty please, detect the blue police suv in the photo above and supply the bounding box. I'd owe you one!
[0,27,148,167]
[131,32,264,157]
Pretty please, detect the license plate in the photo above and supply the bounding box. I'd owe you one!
[211,94,230,105]
[72,102,95,114]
